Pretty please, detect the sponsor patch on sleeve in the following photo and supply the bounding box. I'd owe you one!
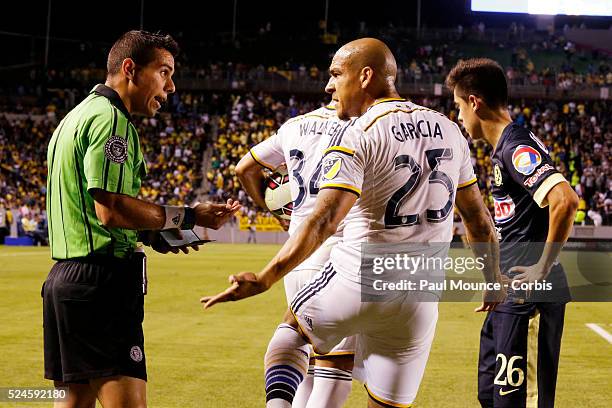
[523,163,554,188]
[511,145,541,175]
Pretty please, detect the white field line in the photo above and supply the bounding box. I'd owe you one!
[585,323,612,344]
[0,251,48,257]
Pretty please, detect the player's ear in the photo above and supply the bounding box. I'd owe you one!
[468,94,480,112]
[360,66,374,89]
[122,58,137,81]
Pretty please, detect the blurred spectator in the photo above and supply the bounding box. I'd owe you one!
[0,199,11,244]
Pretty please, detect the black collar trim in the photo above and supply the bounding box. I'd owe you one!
[91,84,132,122]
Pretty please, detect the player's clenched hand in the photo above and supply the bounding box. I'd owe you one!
[275,216,290,231]
[475,275,508,312]
[194,199,241,230]
[200,272,268,309]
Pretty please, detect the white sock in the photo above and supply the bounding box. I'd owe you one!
[306,367,352,408]
[292,362,315,408]
[264,324,309,408]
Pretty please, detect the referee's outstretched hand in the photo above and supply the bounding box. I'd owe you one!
[194,199,241,230]
[200,272,268,310]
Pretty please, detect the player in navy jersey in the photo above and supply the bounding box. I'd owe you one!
[446,58,578,408]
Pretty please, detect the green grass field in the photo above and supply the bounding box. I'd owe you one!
[0,244,610,407]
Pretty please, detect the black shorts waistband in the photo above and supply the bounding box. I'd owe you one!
[56,254,134,266]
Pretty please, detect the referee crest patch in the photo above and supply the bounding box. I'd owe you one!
[323,158,342,180]
[104,136,128,164]
[130,346,143,362]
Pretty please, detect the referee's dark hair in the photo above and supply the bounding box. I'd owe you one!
[107,30,179,76]
[445,58,508,109]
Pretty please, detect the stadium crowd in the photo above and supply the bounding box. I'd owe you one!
[4,21,610,100]
[1,88,610,246]
[0,92,215,243]
[1,20,611,241]
[207,93,611,226]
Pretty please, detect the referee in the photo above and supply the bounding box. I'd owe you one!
[43,31,239,407]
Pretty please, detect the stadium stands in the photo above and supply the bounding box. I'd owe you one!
[0,20,610,242]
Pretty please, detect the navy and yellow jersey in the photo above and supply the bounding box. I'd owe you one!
[491,123,566,244]
[491,123,570,301]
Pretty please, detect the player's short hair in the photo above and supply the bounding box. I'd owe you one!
[107,30,179,76]
[445,58,508,109]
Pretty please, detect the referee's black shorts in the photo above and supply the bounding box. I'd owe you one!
[42,256,146,383]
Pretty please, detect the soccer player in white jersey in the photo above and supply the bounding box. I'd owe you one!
[202,38,506,407]
[234,102,355,408]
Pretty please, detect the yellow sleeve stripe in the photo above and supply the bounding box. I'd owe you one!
[324,104,336,110]
[249,149,275,171]
[458,177,478,189]
[371,97,407,107]
[313,351,355,358]
[533,173,567,208]
[363,107,434,132]
[323,146,355,157]
[320,183,361,196]
[364,384,413,408]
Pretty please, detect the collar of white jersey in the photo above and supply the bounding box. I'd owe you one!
[367,97,408,111]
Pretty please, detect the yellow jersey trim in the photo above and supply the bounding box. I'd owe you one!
[323,146,355,157]
[249,149,275,171]
[320,183,361,197]
[533,173,566,208]
[313,351,355,358]
[370,97,407,107]
[458,177,478,189]
[363,107,438,133]
[324,104,336,110]
[526,311,540,408]
[364,384,413,408]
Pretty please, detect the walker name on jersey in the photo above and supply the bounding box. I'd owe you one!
[391,120,444,142]
[299,119,343,138]
[494,195,516,223]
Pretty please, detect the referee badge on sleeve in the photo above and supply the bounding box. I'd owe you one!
[104,136,128,164]
[323,158,342,180]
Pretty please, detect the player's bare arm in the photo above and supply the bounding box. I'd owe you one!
[235,154,269,210]
[92,189,240,230]
[511,181,579,284]
[455,183,507,311]
[200,188,356,309]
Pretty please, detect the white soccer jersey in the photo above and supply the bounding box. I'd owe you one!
[250,105,346,272]
[319,98,477,285]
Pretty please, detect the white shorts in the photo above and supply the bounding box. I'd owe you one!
[284,238,354,356]
[290,263,438,407]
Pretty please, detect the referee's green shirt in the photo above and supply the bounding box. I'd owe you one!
[46,84,147,260]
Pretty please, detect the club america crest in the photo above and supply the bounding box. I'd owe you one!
[494,164,503,186]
